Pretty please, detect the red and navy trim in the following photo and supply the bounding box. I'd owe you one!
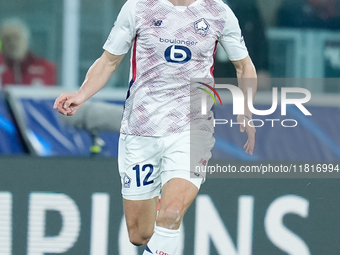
[126,37,138,99]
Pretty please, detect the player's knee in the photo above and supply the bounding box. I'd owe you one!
[157,206,183,229]
[128,234,146,246]
[128,229,152,246]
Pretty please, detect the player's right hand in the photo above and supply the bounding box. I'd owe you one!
[53,93,85,116]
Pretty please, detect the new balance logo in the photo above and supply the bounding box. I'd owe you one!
[153,19,163,26]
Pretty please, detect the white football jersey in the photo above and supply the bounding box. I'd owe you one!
[103,0,248,137]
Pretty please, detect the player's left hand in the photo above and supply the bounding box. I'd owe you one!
[237,114,256,155]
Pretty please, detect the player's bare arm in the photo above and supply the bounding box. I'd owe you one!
[53,51,124,116]
[232,55,257,155]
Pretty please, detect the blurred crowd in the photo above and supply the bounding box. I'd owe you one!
[214,0,340,85]
[0,19,56,87]
[0,0,340,88]
[278,0,340,30]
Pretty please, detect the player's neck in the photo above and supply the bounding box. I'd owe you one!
[168,0,196,6]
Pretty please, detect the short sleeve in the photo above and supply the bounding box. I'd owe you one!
[103,0,137,55]
[218,5,248,61]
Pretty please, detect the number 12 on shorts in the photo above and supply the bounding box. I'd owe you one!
[132,164,154,187]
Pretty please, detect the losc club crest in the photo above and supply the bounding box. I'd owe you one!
[194,18,210,36]
[123,174,131,188]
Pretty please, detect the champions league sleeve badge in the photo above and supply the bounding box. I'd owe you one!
[194,18,210,36]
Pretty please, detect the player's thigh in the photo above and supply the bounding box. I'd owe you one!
[156,131,215,228]
[156,178,199,229]
[161,130,215,188]
[118,134,162,242]
[123,197,159,242]
[118,133,162,201]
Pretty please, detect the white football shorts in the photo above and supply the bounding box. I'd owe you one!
[118,130,215,200]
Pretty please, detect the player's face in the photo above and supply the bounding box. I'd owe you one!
[0,26,29,61]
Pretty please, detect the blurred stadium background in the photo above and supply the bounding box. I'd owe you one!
[0,0,339,254]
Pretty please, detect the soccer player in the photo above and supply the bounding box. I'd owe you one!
[54,0,257,253]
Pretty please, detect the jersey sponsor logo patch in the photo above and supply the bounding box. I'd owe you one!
[159,38,198,46]
[194,18,210,36]
[164,45,192,64]
[123,174,131,188]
